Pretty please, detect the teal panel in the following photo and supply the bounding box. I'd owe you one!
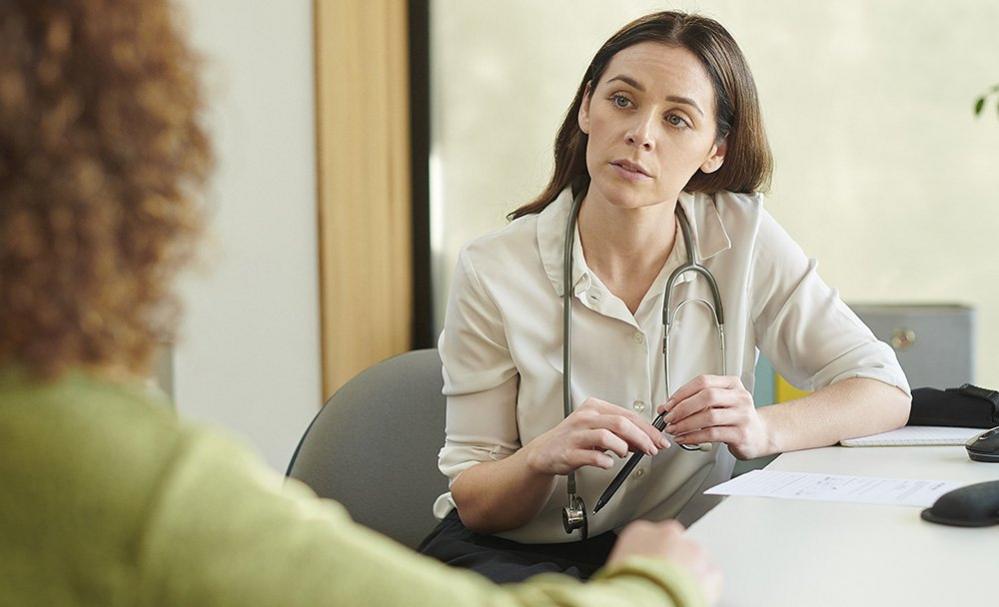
[753,353,774,407]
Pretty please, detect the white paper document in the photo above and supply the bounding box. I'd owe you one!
[840,425,981,447]
[705,470,962,507]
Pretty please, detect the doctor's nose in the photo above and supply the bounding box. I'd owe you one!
[625,114,655,151]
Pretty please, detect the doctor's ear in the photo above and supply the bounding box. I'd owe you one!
[577,82,593,135]
[700,136,727,174]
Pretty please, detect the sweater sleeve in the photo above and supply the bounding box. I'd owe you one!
[136,426,706,607]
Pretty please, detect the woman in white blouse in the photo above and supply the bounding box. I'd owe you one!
[419,11,911,583]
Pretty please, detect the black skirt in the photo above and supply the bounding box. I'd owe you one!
[418,510,618,583]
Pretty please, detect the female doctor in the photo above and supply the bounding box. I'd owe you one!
[419,11,911,583]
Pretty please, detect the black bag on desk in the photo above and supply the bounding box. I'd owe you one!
[907,384,999,428]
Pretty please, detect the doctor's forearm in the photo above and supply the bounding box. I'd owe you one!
[759,377,911,454]
[450,447,558,534]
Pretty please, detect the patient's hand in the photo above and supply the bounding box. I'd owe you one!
[608,520,722,605]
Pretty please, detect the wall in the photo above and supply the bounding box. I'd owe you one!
[430,0,999,385]
[172,0,322,471]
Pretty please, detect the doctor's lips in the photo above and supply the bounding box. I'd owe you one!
[610,159,652,180]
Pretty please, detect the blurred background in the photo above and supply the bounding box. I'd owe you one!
[429,0,999,372]
[164,0,999,472]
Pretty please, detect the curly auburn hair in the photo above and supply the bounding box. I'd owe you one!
[0,0,212,378]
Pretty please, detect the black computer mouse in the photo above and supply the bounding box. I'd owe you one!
[921,480,999,527]
[966,426,999,463]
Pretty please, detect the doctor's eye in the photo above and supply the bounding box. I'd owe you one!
[609,93,633,109]
[665,113,690,129]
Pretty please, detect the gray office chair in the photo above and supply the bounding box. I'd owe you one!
[286,348,448,549]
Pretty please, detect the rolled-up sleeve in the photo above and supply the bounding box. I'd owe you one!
[437,249,521,483]
[749,210,910,396]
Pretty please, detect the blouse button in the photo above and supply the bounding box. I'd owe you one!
[635,468,646,479]
[633,332,645,345]
[633,400,646,412]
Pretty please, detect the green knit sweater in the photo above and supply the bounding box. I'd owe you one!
[0,368,704,607]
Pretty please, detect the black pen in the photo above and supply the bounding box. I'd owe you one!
[592,412,668,513]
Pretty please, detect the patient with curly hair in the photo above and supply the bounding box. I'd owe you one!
[0,1,720,605]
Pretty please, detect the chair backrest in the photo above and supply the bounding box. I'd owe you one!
[286,349,447,549]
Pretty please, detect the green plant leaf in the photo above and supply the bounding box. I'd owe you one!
[974,97,985,115]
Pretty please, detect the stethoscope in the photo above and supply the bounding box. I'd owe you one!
[560,190,726,539]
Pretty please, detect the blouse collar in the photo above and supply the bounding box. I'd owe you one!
[536,188,732,297]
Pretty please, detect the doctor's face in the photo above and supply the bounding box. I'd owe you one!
[578,42,726,211]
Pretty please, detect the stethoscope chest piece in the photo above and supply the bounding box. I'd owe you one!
[562,493,588,539]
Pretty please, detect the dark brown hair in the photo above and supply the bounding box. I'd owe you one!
[509,11,772,220]
[0,0,212,377]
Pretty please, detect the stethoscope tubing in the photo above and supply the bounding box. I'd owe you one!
[562,189,582,500]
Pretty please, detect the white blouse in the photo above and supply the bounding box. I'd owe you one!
[433,187,909,543]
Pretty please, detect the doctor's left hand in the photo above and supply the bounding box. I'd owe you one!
[656,375,775,460]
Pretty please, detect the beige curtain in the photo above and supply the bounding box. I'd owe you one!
[315,0,413,397]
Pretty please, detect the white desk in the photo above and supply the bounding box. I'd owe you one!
[687,445,999,606]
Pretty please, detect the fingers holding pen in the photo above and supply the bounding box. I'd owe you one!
[661,388,746,432]
[579,427,630,459]
[591,413,666,455]
[658,375,745,413]
[667,406,744,437]
[568,447,616,470]
[525,398,672,476]
[656,375,743,416]
[653,374,773,459]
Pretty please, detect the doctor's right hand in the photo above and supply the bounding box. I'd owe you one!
[523,398,669,476]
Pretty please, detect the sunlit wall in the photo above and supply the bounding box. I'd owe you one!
[173,0,322,471]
